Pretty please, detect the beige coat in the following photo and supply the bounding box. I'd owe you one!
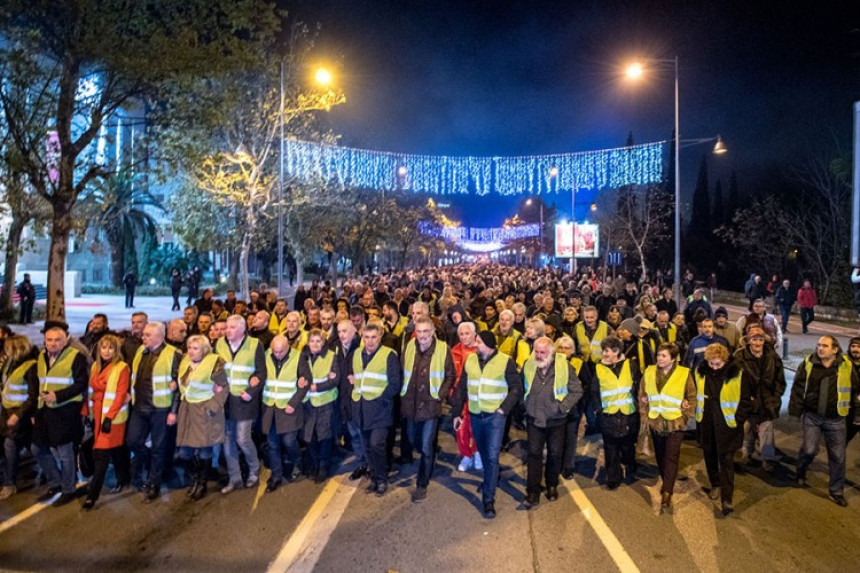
[176,357,228,448]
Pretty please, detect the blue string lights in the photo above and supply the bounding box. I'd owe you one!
[284,139,665,196]
[419,222,541,253]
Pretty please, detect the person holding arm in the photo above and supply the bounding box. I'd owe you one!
[301,329,340,483]
[176,335,228,501]
[0,335,39,500]
[83,334,131,509]
[639,342,696,514]
[451,330,523,518]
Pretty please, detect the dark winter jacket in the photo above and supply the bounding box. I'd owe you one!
[695,360,752,428]
[733,345,786,420]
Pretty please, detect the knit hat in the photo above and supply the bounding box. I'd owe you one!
[41,320,69,334]
[714,306,729,319]
[477,330,497,350]
[747,326,765,339]
[618,315,642,335]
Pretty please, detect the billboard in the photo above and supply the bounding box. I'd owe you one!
[555,223,599,258]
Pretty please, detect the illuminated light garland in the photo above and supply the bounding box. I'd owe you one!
[420,222,540,242]
[285,139,665,196]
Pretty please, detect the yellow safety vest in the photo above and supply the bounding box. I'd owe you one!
[643,364,690,420]
[389,316,409,338]
[569,356,583,376]
[463,352,510,414]
[306,350,338,407]
[595,360,636,415]
[89,362,130,424]
[131,345,178,408]
[286,330,308,352]
[402,339,447,399]
[269,313,288,335]
[216,336,260,397]
[37,347,83,409]
[576,321,609,363]
[659,324,677,344]
[263,349,301,408]
[2,359,35,410]
[695,370,743,427]
[352,346,394,402]
[797,356,853,417]
[495,327,530,369]
[178,354,220,404]
[523,354,569,402]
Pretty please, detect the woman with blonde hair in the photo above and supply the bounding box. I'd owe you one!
[83,334,131,509]
[0,335,39,500]
[176,335,228,501]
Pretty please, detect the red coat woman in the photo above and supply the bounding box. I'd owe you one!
[83,334,131,509]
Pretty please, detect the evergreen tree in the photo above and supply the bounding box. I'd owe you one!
[728,170,740,215]
[690,154,710,230]
[712,179,724,227]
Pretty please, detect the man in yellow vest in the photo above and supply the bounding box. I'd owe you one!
[451,330,522,519]
[127,321,181,503]
[347,321,402,497]
[217,315,266,494]
[522,337,583,508]
[261,335,308,492]
[268,299,289,334]
[576,306,610,436]
[790,335,860,507]
[494,310,530,370]
[33,321,88,507]
[401,316,456,502]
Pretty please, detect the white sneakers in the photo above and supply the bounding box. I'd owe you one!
[458,456,473,472]
[473,452,483,471]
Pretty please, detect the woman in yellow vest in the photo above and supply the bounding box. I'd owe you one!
[695,343,751,516]
[590,336,640,490]
[83,334,131,509]
[301,329,339,483]
[0,335,39,501]
[555,336,585,479]
[639,342,696,514]
[176,335,228,501]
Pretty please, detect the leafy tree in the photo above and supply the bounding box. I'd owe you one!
[82,171,162,287]
[0,0,281,320]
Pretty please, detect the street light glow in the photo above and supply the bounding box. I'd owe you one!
[315,67,333,86]
[549,166,559,177]
[397,165,408,177]
[625,62,644,79]
[526,198,533,205]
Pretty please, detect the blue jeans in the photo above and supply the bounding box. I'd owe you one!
[33,441,76,494]
[347,419,366,466]
[779,305,792,331]
[224,418,260,485]
[127,407,169,487]
[471,411,506,505]
[407,418,439,488]
[178,446,214,461]
[2,436,19,486]
[266,425,300,481]
[797,411,847,496]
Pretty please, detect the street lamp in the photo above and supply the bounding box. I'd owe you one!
[625,57,681,304]
[526,197,545,268]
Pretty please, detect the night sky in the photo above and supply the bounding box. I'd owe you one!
[289,1,860,226]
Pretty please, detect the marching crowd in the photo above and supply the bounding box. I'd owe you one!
[0,264,858,520]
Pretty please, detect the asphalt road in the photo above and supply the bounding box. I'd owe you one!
[2,388,860,573]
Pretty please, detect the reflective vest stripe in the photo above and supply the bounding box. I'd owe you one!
[307,351,337,407]
[88,362,129,424]
[131,345,177,408]
[352,347,393,402]
[2,360,35,409]
[595,360,636,415]
[463,352,510,414]
[216,337,260,396]
[695,371,743,428]
[178,354,220,404]
[643,364,690,421]
[264,349,300,408]
[523,353,569,402]
[575,322,608,363]
[37,347,83,409]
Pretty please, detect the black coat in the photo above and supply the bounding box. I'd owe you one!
[733,346,786,420]
[33,347,89,447]
[347,346,402,431]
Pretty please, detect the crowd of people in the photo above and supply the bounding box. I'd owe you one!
[1,264,858,520]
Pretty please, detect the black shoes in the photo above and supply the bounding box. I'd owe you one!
[411,486,427,503]
[721,501,734,516]
[38,485,61,502]
[483,502,496,519]
[607,481,620,491]
[524,492,540,508]
[314,469,328,484]
[796,475,808,487]
[393,456,414,466]
[82,498,96,511]
[110,482,129,494]
[546,486,559,502]
[349,466,368,481]
[374,481,388,497]
[708,487,721,501]
[143,484,160,504]
[830,494,848,507]
[53,492,76,507]
[561,468,575,480]
[266,478,283,494]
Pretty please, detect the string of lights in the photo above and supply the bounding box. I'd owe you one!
[420,222,540,242]
[284,139,665,196]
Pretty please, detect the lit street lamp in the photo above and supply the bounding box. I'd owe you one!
[625,58,726,305]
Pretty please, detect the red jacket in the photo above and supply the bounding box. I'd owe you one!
[450,343,477,396]
[797,286,818,309]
